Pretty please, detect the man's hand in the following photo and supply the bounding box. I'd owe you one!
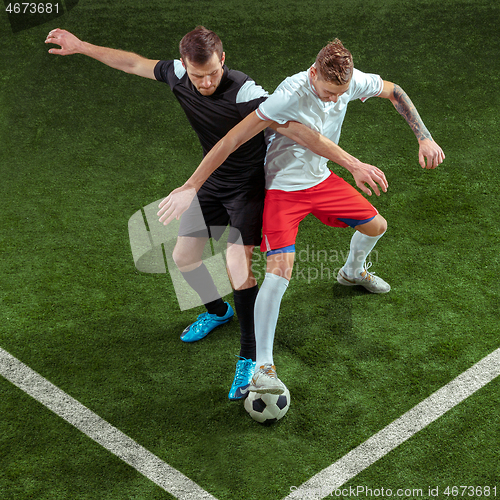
[347,160,388,197]
[45,29,83,56]
[157,186,197,226]
[418,138,445,169]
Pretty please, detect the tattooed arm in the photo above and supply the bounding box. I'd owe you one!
[379,81,445,169]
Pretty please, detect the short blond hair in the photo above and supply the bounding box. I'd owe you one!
[315,39,353,85]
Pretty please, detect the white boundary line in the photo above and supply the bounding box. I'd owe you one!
[1,346,499,500]
[0,347,218,500]
[283,347,500,500]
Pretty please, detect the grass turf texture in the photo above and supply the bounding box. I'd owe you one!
[1,0,499,499]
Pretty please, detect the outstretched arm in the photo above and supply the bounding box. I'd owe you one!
[45,29,159,79]
[379,81,445,169]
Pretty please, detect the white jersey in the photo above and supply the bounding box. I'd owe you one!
[256,67,383,191]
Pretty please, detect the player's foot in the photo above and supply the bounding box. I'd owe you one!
[337,263,391,294]
[228,356,256,400]
[180,303,234,343]
[248,363,285,395]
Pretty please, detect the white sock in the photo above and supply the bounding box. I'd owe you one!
[343,230,385,278]
[254,272,289,370]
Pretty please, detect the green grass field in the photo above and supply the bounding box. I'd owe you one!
[1,0,499,499]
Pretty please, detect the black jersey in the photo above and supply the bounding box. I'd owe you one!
[154,60,268,187]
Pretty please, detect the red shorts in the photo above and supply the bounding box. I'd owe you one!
[261,172,378,252]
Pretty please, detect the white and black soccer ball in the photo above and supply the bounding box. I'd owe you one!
[244,387,291,424]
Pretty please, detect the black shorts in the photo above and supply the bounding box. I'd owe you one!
[178,172,265,246]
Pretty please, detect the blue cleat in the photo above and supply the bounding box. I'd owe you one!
[180,303,234,343]
[228,356,256,400]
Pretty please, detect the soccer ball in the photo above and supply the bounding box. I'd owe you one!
[244,387,291,424]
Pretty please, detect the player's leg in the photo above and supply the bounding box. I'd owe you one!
[310,173,390,293]
[173,236,227,313]
[250,188,307,395]
[249,249,295,394]
[226,243,258,362]
[173,188,234,342]
[225,242,257,290]
[225,242,260,399]
[224,185,263,400]
[172,236,234,342]
[338,214,390,293]
[355,214,387,237]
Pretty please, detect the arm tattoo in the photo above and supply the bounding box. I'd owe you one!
[393,84,432,141]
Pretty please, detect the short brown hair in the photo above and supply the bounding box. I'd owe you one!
[315,39,353,85]
[179,26,223,65]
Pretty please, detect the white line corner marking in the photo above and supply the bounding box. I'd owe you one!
[0,347,218,500]
[284,347,500,500]
[1,347,499,500]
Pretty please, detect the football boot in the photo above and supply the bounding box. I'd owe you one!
[228,356,256,400]
[337,262,390,294]
[180,303,234,343]
[248,363,285,395]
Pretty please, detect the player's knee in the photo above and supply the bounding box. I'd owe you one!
[356,215,387,237]
[376,215,388,235]
[172,244,198,271]
[171,246,185,269]
[226,245,254,289]
[226,243,253,266]
[266,245,295,280]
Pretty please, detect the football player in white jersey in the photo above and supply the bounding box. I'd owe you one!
[159,39,444,394]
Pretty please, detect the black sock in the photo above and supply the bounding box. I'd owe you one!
[205,298,229,317]
[181,264,227,316]
[233,285,258,361]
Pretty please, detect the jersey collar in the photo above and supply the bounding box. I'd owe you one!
[307,66,321,98]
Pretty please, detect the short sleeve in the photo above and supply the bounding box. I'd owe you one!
[235,79,268,118]
[256,86,299,124]
[348,69,383,102]
[154,60,186,89]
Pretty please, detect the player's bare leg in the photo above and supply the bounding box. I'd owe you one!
[355,213,387,237]
[225,243,257,290]
[265,251,295,281]
[172,235,209,272]
[338,214,391,293]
